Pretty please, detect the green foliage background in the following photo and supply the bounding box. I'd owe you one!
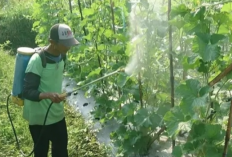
[0,0,37,51]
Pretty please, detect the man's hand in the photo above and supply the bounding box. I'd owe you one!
[39,92,65,103]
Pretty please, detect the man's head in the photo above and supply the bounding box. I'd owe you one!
[49,23,79,54]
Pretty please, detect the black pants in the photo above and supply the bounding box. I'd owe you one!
[29,118,68,157]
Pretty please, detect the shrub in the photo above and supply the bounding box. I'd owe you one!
[0,1,37,53]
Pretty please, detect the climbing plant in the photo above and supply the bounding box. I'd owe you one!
[31,0,232,156]
[165,1,232,156]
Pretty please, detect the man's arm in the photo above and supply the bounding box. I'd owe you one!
[22,72,41,101]
[22,72,65,103]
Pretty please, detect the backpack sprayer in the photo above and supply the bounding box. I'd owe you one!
[7,47,125,156]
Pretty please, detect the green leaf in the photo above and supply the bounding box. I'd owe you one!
[193,6,206,21]
[191,95,207,108]
[183,141,201,152]
[83,8,95,16]
[87,68,102,78]
[197,59,209,73]
[149,114,162,129]
[213,12,232,26]
[163,106,185,136]
[193,35,221,62]
[110,45,122,53]
[172,146,183,157]
[116,125,127,135]
[188,122,224,144]
[176,79,208,112]
[171,4,190,18]
[83,33,92,41]
[130,131,141,145]
[202,44,220,62]
[97,44,105,51]
[205,146,223,157]
[229,34,232,43]
[188,121,205,140]
[117,73,128,88]
[204,124,222,140]
[182,55,200,70]
[192,35,207,54]
[134,135,151,153]
[210,34,226,44]
[33,21,40,27]
[221,2,232,12]
[218,25,229,34]
[134,108,149,127]
[157,106,170,117]
[169,19,185,29]
[121,103,137,116]
[199,85,211,96]
[104,29,113,38]
[176,79,200,97]
[195,32,210,44]
[114,34,127,42]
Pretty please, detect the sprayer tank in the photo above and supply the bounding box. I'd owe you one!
[12,47,35,97]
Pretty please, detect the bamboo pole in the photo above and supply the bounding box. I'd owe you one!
[168,0,175,148]
[222,100,232,157]
[209,63,232,86]
[77,0,87,36]
[207,63,232,157]
[68,0,72,13]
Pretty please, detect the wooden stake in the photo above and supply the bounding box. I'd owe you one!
[222,100,232,157]
[168,0,175,148]
[209,63,232,86]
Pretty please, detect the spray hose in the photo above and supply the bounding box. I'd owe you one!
[7,68,124,156]
[7,94,53,157]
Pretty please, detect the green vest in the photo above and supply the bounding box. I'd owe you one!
[23,53,64,125]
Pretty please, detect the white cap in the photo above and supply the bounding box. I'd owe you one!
[49,23,79,47]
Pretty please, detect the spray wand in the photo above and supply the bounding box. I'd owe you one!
[59,68,125,99]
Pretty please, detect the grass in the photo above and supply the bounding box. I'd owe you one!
[0,49,108,157]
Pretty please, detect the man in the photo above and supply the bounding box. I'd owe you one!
[22,23,79,157]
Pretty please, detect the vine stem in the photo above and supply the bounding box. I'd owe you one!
[148,126,166,149]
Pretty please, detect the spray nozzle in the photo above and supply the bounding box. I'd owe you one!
[117,67,125,72]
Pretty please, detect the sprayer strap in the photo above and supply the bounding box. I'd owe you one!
[35,47,66,68]
[34,47,47,68]
[40,50,47,68]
